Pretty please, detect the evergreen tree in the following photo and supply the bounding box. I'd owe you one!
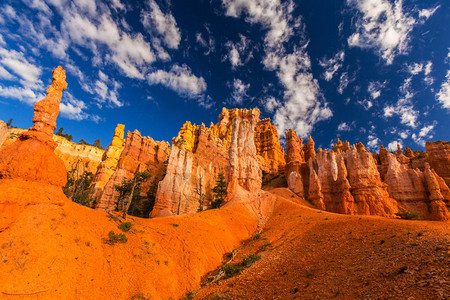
[211,172,227,209]
[93,139,103,150]
[114,169,151,218]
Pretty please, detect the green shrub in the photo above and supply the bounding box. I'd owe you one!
[395,208,419,220]
[103,230,128,245]
[221,264,244,279]
[252,233,261,240]
[242,254,261,267]
[118,222,133,232]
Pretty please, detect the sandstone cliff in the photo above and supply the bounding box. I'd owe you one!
[95,129,170,213]
[90,124,125,200]
[426,141,450,187]
[255,118,285,174]
[0,120,9,147]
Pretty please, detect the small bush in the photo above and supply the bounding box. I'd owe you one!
[118,222,133,232]
[183,290,197,300]
[395,208,419,220]
[221,264,244,279]
[252,233,261,240]
[242,254,261,267]
[103,231,128,245]
[171,223,179,227]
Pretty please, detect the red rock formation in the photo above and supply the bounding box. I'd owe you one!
[424,164,450,221]
[152,123,228,217]
[285,129,304,197]
[227,108,262,196]
[90,124,125,200]
[426,141,450,187]
[304,136,315,162]
[315,150,355,214]
[0,66,67,188]
[308,160,325,209]
[254,118,285,174]
[342,145,398,216]
[95,129,170,211]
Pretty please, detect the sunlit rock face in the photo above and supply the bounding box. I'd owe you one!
[0,120,8,148]
[152,108,263,217]
[255,118,285,174]
[284,129,450,220]
[95,129,170,212]
[426,141,450,187]
[90,124,125,201]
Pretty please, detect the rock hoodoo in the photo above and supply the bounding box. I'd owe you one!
[426,141,450,187]
[255,118,285,174]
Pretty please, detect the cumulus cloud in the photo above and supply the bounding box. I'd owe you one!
[437,70,450,110]
[347,0,433,64]
[228,78,249,105]
[383,77,419,128]
[367,135,381,151]
[357,98,373,110]
[319,50,345,81]
[141,0,181,49]
[147,64,207,99]
[0,85,44,105]
[411,123,436,146]
[264,96,281,113]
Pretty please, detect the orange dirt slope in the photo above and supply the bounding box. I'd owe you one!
[194,188,450,299]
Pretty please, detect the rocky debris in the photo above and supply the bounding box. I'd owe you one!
[95,129,170,212]
[227,108,262,197]
[0,66,67,188]
[254,118,285,174]
[90,124,125,201]
[426,141,450,187]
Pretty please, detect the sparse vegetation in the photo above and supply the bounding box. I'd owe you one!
[242,254,261,267]
[221,264,244,279]
[63,161,94,207]
[395,208,419,220]
[211,172,227,209]
[171,223,179,227]
[55,127,73,141]
[114,168,151,218]
[252,233,261,240]
[118,222,133,232]
[183,290,197,300]
[103,231,128,245]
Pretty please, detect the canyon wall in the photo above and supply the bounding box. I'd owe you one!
[285,130,449,220]
[255,118,285,174]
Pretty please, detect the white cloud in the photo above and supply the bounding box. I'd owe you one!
[141,0,181,49]
[196,25,215,56]
[437,70,450,110]
[387,140,402,152]
[264,96,281,113]
[0,65,15,80]
[357,98,373,110]
[347,0,424,64]
[222,0,300,48]
[399,130,409,139]
[418,5,440,21]
[229,78,249,105]
[337,72,350,94]
[367,135,381,151]
[0,47,42,89]
[147,64,207,99]
[368,81,385,99]
[411,123,435,146]
[337,122,352,131]
[22,0,52,16]
[63,12,155,79]
[0,85,45,105]
[408,62,423,75]
[225,34,252,68]
[319,50,345,81]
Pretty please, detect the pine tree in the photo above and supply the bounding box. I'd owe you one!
[211,172,227,209]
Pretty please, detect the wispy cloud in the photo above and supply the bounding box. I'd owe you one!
[319,50,345,81]
[225,34,253,68]
[228,78,249,105]
[437,70,450,110]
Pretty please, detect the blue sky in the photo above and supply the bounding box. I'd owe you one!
[0,0,448,151]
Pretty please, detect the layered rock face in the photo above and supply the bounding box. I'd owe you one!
[426,141,450,187]
[285,130,449,220]
[152,122,229,217]
[95,129,170,211]
[227,108,262,196]
[255,118,285,174]
[152,108,263,217]
[90,124,125,200]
